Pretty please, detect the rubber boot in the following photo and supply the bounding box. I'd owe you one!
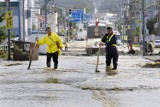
[110,67,118,72]
[106,66,111,70]
[46,62,51,68]
[54,64,58,69]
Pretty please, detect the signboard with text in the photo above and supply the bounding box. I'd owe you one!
[70,9,83,22]
[83,14,92,22]
[5,11,13,29]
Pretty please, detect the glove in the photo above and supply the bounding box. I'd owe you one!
[99,42,105,46]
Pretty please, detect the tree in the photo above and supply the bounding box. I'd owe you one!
[0,12,7,44]
[0,12,5,22]
[0,26,7,43]
[146,18,156,34]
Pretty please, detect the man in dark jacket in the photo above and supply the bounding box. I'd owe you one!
[100,27,118,72]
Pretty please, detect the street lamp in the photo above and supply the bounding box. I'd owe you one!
[142,0,146,56]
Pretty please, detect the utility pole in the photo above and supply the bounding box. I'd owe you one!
[22,0,25,41]
[7,0,11,60]
[45,0,47,28]
[63,9,66,30]
[128,0,132,41]
[123,8,126,44]
[126,0,130,41]
[142,0,146,56]
[158,0,160,35]
[123,1,126,44]
[139,0,142,43]
[18,0,21,40]
[57,7,60,32]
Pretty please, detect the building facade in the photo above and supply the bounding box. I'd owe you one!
[0,0,40,41]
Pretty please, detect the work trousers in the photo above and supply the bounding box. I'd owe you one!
[46,51,58,68]
[106,46,118,69]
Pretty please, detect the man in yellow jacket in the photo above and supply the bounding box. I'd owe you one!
[36,27,63,69]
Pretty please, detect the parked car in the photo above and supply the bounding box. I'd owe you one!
[154,40,160,48]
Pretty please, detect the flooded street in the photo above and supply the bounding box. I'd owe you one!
[1,0,160,106]
[0,53,160,107]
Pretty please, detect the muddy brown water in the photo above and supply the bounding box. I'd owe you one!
[143,62,160,68]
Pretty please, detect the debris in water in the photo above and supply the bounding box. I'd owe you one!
[46,78,59,83]
[142,62,160,68]
[4,62,23,66]
[88,61,105,65]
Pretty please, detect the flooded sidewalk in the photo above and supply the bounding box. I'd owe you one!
[0,55,160,107]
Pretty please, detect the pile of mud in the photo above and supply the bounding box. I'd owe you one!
[142,62,160,68]
[119,50,142,56]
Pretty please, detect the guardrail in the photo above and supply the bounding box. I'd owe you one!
[0,45,14,51]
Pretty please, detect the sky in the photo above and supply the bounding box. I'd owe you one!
[36,0,123,13]
[0,0,18,2]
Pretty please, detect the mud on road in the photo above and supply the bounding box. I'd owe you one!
[0,54,160,107]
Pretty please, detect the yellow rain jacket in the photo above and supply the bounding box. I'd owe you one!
[37,32,63,55]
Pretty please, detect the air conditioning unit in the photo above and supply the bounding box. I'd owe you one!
[154,10,159,16]
[154,23,158,28]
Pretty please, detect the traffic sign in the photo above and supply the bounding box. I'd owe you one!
[132,23,135,29]
[83,14,93,22]
[5,11,13,29]
[70,9,83,22]
[138,19,141,23]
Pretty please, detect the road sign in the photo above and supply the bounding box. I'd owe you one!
[5,11,13,29]
[83,14,92,22]
[70,9,83,22]
[132,23,135,29]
